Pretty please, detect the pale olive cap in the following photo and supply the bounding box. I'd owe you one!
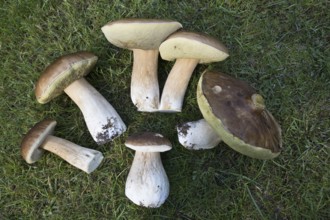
[159,31,229,63]
[101,18,182,50]
[21,119,57,163]
[125,132,172,152]
[197,71,282,159]
[35,51,98,104]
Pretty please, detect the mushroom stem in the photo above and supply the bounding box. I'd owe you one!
[159,58,199,112]
[41,135,104,174]
[64,78,126,144]
[131,49,159,112]
[125,151,169,208]
[177,119,222,150]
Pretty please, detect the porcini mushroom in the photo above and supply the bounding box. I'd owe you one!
[125,132,172,208]
[101,19,182,112]
[197,71,282,159]
[35,51,126,145]
[158,31,229,112]
[21,119,104,174]
[177,119,221,150]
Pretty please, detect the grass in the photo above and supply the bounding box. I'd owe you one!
[0,0,329,219]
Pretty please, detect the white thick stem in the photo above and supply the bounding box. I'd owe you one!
[125,151,169,208]
[131,49,159,112]
[159,58,199,112]
[177,119,221,150]
[41,135,104,174]
[64,78,126,144]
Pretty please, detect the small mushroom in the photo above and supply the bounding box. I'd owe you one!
[21,119,104,174]
[35,51,126,145]
[125,132,172,208]
[158,31,229,112]
[101,19,182,112]
[197,71,282,159]
[177,119,221,150]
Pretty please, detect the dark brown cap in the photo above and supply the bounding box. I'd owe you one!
[21,119,57,163]
[35,51,98,104]
[159,31,229,63]
[101,19,182,50]
[197,71,282,159]
[125,132,172,152]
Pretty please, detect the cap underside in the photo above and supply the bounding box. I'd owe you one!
[101,19,182,50]
[159,32,229,63]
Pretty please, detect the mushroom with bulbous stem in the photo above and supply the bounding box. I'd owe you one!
[21,119,104,174]
[158,31,229,112]
[101,19,182,112]
[125,132,172,208]
[35,51,126,145]
[177,119,221,150]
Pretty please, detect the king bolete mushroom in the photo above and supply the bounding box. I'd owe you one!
[158,31,229,112]
[35,51,127,145]
[125,132,172,208]
[197,71,282,159]
[101,19,182,112]
[21,119,104,174]
[177,119,221,150]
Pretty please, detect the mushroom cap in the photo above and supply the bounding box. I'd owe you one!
[21,119,57,163]
[101,18,182,50]
[197,71,282,159]
[159,31,229,63]
[125,132,172,152]
[35,51,98,104]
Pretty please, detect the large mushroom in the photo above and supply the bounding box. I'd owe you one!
[125,132,172,208]
[197,71,282,159]
[101,19,182,112]
[177,119,221,150]
[158,31,229,112]
[35,51,126,145]
[21,119,104,174]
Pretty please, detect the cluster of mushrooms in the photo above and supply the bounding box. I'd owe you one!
[20,19,282,208]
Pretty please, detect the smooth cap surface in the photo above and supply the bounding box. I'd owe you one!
[101,18,182,50]
[125,132,172,152]
[21,119,57,163]
[197,71,282,159]
[159,31,229,63]
[35,51,98,104]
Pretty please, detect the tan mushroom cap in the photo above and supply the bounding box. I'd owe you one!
[125,132,172,152]
[101,18,182,50]
[159,31,229,63]
[35,51,98,104]
[197,71,282,159]
[21,119,57,163]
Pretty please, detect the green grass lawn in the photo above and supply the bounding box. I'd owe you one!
[0,0,329,219]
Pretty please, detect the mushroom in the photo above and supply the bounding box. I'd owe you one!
[197,71,282,159]
[21,119,104,174]
[158,31,229,112]
[125,132,172,208]
[35,51,127,145]
[101,19,182,112]
[177,119,221,150]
